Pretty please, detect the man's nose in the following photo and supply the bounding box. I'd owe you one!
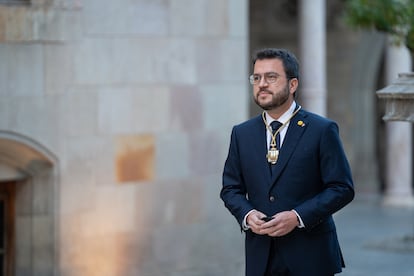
[258,76,268,87]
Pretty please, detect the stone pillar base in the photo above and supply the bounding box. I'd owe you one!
[383,194,414,207]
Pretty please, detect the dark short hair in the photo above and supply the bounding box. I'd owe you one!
[252,48,299,80]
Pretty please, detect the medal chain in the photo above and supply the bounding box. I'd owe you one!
[262,105,302,151]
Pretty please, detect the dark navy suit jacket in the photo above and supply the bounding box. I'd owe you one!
[221,109,354,276]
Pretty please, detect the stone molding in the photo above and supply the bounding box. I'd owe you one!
[0,0,82,42]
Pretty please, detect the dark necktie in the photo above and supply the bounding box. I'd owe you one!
[270,121,282,149]
[268,121,282,174]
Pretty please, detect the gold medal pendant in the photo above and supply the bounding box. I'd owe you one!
[267,147,279,164]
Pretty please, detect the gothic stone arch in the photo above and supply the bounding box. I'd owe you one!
[0,130,58,276]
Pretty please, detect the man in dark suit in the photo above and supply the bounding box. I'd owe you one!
[220,48,354,276]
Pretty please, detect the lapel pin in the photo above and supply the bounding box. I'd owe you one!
[297,120,305,127]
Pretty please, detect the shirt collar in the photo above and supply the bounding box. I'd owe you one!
[265,101,297,125]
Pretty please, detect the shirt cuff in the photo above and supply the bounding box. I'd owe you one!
[242,209,255,230]
[292,209,305,228]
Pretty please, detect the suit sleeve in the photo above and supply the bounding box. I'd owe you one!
[294,122,355,229]
[220,127,254,227]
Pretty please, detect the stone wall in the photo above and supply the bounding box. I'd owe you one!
[0,0,248,275]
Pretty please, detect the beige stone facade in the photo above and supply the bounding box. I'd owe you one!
[0,0,248,275]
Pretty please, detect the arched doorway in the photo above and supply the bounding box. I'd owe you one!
[0,130,58,275]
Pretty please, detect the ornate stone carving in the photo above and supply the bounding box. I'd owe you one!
[376,73,414,122]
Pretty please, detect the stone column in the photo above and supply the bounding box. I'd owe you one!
[298,0,327,116]
[384,39,414,206]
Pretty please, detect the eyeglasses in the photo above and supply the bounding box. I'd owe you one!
[249,72,285,85]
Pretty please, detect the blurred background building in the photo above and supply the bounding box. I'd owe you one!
[0,0,412,275]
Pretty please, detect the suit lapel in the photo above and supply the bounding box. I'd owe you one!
[249,115,273,180]
[270,110,308,185]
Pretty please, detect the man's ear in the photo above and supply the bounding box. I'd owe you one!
[289,78,299,94]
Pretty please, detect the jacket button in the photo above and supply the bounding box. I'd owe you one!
[269,196,275,202]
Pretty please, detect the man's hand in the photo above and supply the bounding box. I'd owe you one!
[259,211,299,237]
[246,210,268,234]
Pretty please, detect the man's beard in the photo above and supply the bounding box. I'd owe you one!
[254,84,290,111]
